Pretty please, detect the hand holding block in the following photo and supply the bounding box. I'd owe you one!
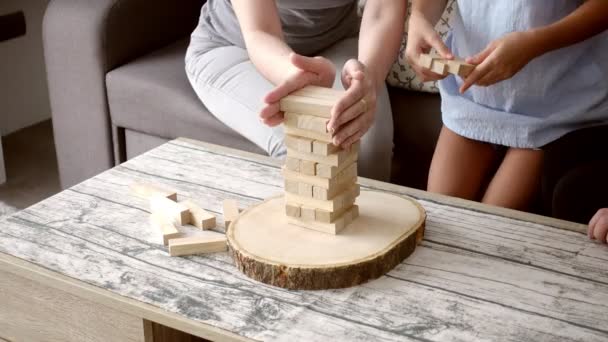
[150,213,181,246]
[280,96,335,118]
[150,195,190,225]
[168,233,227,257]
[223,199,240,228]
[181,200,216,230]
[130,182,177,201]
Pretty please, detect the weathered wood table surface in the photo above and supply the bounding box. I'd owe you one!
[1,138,607,341]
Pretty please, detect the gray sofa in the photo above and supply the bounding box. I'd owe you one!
[43,0,442,190]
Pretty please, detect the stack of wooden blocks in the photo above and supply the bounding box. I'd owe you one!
[280,86,360,235]
[419,53,475,78]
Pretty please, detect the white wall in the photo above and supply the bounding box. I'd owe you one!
[0,0,51,136]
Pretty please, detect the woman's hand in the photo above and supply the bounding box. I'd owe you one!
[460,31,541,93]
[405,13,453,82]
[589,208,608,244]
[259,53,336,127]
[328,59,376,149]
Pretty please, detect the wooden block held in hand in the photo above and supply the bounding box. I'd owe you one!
[418,53,437,69]
[181,200,216,230]
[445,59,475,77]
[223,199,240,228]
[280,96,335,118]
[150,195,190,225]
[431,60,448,75]
[290,86,344,101]
[130,182,177,201]
[150,213,181,246]
[168,233,227,257]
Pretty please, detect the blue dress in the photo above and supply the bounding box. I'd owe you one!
[439,0,608,148]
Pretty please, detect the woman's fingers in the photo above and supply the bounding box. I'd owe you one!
[329,79,365,130]
[259,102,281,120]
[261,112,284,127]
[329,98,367,132]
[466,43,495,65]
[589,209,608,239]
[593,216,608,243]
[340,129,364,149]
[460,60,492,93]
[333,113,369,147]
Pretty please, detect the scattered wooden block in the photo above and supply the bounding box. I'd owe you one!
[285,157,300,172]
[223,199,240,228]
[280,96,334,118]
[168,233,227,257]
[285,203,301,218]
[181,200,216,230]
[130,182,177,201]
[285,125,333,143]
[150,213,181,246]
[312,140,340,156]
[150,195,190,225]
[300,160,316,176]
[298,182,313,197]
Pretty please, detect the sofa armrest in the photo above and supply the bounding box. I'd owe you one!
[44,0,204,188]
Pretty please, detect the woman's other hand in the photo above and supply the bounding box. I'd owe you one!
[405,13,453,82]
[589,208,608,244]
[259,53,336,127]
[328,59,375,149]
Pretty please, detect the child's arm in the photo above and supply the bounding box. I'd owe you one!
[460,0,608,93]
[589,209,608,244]
[405,0,454,82]
[328,0,407,148]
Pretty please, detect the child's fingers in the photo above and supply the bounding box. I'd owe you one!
[428,34,453,59]
[467,44,495,65]
[460,64,491,93]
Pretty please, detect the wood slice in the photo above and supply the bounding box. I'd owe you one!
[227,191,426,290]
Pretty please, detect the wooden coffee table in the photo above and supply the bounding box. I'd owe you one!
[1,138,607,341]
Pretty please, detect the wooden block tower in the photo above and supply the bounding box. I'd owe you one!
[279,86,360,235]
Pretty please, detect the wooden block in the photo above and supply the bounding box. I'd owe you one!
[284,179,299,193]
[288,216,345,235]
[418,53,437,69]
[286,135,313,153]
[444,59,475,77]
[286,144,358,167]
[298,182,313,197]
[149,213,181,246]
[284,135,299,151]
[130,182,177,201]
[180,200,216,230]
[285,203,301,218]
[290,86,344,101]
[283,167,336,188]
[350,204,359,220]
[293,113,329,133]
[431,60,448,75]
[301,206,316,221]
[280,95,335,118]
[315,163,337,179]
[285,184,359,212]
[168,233,227,257]
[285,157,300,172]
[312,178,356,201]
[312,186,328,201]
[337,162,358,184]
[312,140,340,156]
[149,195,190,225]
[300,160,316,176]
[314,196,356,223]
[284,125,333,143]
[223,199,240,228]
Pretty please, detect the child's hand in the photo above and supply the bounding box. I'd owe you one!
[260,53,336,127]
[589,208,608,244]
[329,59,376,149]
[460,31,540,93]
[405,14,454,82]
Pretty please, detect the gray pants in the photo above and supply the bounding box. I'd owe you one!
[185,34,393,181]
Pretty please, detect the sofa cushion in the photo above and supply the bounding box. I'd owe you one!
[106,38,266,155]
